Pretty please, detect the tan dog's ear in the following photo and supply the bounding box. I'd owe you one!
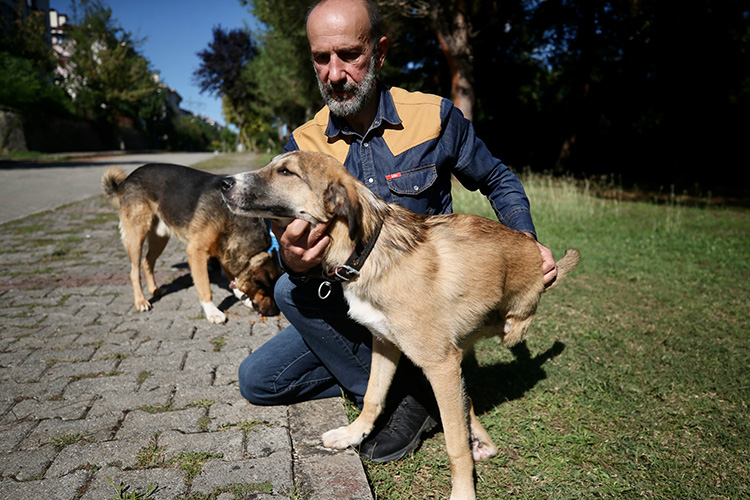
[325,180,361,240]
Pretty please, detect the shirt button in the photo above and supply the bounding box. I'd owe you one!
[368,178,374,183]
[363,142,369,148]
[413,186,419,191]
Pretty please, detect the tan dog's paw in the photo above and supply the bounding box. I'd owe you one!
[135,299,152,312]
[322,426,366,449]
[201,302,227,324]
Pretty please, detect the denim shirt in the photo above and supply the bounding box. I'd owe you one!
[284,84,536,236]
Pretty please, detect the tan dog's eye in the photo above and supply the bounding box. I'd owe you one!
[277,167,295,177]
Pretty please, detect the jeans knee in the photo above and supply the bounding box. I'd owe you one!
[238,353,276,406]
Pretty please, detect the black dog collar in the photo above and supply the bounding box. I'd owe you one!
[323,221,383,282]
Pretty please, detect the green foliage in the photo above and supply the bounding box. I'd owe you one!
[170,115,224,152]
[0,2,72,115]
[194,26,258,149]
[0,0,56,71]
[62,0,160,124]
[365,179,750,499]
[0,52,73,114]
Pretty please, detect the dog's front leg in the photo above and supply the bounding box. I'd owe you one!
[186,244,226,324]
[322,337,401,449]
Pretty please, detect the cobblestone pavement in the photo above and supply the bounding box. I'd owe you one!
[0,171,372,499]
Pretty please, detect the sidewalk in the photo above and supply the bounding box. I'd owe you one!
[0,191,372,498]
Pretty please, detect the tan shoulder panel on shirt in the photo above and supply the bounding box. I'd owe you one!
[292,87,443,160]
[292,107,351,163]
[383,87,443,157]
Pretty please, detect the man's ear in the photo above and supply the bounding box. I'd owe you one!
[324,180,361,240]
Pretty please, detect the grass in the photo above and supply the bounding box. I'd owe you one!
[362,176,750,499]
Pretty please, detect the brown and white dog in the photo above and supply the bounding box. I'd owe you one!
[102,163,282,323]
[221,151,580,500]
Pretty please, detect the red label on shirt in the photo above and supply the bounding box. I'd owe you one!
[385,172,402,180]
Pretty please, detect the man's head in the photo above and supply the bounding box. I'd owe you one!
[306,0,387,119]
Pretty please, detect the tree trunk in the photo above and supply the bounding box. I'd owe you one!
[429,0,475,121]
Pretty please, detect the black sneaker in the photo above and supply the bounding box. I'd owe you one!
[358,393,438,463]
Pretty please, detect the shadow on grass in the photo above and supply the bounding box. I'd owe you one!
[464,341,566,415]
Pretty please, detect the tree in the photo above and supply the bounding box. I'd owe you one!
[193,26,258,149]
[0,0,71,114]
[61,0,161,135]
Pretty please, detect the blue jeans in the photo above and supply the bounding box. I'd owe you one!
[238,273,373,407]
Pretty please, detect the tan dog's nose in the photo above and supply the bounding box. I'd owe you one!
[221,177,236,193]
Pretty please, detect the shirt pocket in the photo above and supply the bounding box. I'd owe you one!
[385,165,438,196]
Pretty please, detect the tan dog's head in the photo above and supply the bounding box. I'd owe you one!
[232,250,283,316]
[221,151,364,241]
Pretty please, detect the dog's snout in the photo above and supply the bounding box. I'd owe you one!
[221,177,236,193]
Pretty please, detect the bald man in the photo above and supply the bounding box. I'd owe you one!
[239,0,557,463]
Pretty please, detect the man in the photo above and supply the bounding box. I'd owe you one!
[238,0,558,463]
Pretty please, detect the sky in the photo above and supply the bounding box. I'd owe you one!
[50,0,262,128]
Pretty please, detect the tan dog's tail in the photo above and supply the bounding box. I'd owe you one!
[101,166,127,208]
[545,248,581,291]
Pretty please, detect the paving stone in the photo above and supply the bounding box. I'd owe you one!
[116,407,205,440]
[19,413,121,450]
[159,429,245,461]
[245,424,291,459]
[208,399,289,429]
[0,469,91,500]
[2,395,94,424]
[46,437,151,477]
[172,385,240,409]
[39,358,119,382]
[80,465,188,500]
[0,446,57,480]
[0,420,37,453]
[191,453,293,496]
[63,372,138,398]
[86,386,173,418]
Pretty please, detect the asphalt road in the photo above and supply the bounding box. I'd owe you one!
[0,152,219,225]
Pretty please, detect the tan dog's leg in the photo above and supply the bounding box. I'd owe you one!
[422,349,476,500]
[322,337,401,448]
[142,228,169,298]
[467,397,498,461]
[121,218,152,312]
[186,241,226,324]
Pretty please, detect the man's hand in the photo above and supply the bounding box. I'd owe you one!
[271,219,330,273]
[524,232,557,287]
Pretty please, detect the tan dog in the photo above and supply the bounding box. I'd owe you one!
[101,163,282,323]
[221,151,580,499]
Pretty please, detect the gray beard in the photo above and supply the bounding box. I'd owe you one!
[317,56,378,118]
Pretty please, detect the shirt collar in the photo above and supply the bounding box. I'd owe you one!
[324,82,402,139]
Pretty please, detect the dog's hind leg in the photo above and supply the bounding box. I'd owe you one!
[120,214,152,312]
[421,348,476,500]
[467,396,498,461]
[322,337,401,449]
[142,220,170,298]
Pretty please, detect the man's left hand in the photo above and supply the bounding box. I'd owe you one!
[524,232,558,287]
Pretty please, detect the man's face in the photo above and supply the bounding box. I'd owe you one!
[307,0,385,117]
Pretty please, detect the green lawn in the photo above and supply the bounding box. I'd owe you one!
[364,175,750,499]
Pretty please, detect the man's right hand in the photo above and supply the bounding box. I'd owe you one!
[270,219,330,273]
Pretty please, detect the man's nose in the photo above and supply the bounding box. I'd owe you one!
[327,54,346,83]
